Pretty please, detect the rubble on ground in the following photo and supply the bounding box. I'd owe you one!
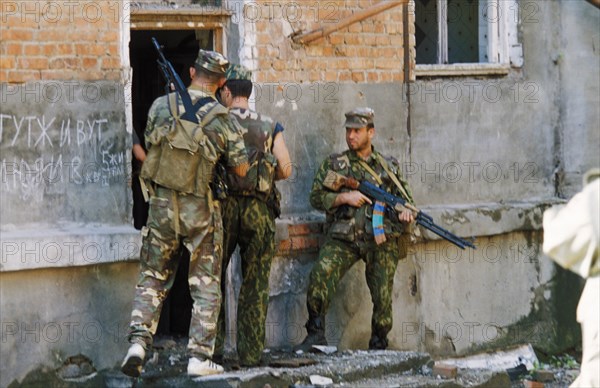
[10,336,580,387]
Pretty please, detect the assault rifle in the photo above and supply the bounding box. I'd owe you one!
[324,170,476,250]
[152,37,199,124]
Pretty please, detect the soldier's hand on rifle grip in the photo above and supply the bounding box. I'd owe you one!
[398,209,415,224]
[337,190,373,208]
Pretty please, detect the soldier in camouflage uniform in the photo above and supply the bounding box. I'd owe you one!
[121,50,249,378]
[214,64,291,367]
[298,107,415,351]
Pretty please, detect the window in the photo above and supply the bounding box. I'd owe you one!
[415,0,522,75]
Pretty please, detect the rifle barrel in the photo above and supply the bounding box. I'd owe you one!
[359,181,476,250]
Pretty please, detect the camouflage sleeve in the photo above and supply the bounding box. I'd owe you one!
[309,157,339,212]
[143,99,159,149]
[144,96,171,149]
[205,114,248,168]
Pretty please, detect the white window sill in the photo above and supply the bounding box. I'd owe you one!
[415,63,511,78]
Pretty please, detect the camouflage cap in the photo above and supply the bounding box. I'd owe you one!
[225,64,252,81]
[344,107,375,128]
[195,49,229,75]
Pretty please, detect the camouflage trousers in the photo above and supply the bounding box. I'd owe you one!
[127,186,223,359]
[306,237,403,341]
[215,195,276,365]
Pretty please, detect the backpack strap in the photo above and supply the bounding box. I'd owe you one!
[169,93,215,121]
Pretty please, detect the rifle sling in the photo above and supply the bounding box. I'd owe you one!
[375,154,412,203]
[169,93,215,122]
[358,159,383,186]
[358,155,411,203]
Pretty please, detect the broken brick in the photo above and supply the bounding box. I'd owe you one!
[432,363,457,379]
[532,370,555,382]
[523,380,545,388]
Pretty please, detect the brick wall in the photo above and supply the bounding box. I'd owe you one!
[0,1,123,83]
[243,0,414,84]
[277,221,323,256]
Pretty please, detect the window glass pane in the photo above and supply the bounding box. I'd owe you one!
[478,0,489,62]
[447,0,479,63]
[416,0,439,64]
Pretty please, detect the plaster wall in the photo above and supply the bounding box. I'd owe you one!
[1,80,139,386]
[0,262,139,387]
[558,0,600,196]
[248,0,595,357]
[1,0,597,383]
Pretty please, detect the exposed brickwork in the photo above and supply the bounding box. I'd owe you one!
[432,362,458,379]
[0,1,123,83]
[244,0,413,84]
[277,221,324,256]
[523,380,545,388]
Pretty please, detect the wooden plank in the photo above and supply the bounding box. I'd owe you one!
[291,0,408,45]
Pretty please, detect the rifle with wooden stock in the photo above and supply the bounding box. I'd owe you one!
[323,170,476,250]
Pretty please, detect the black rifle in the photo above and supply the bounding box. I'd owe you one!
[151,37,199,124]
[324,171,476,250]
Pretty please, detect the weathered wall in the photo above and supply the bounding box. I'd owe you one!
[0,262,139,387]
[1,0,597,384]
[237,0,596,357]
[0,82,130,226]
[241,0,411,84]
[0,1,123,82]
[558,0,600,197]
[0,2,138,386]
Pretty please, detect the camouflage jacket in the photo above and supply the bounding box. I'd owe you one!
[310,148,414,242]
[142,86,248,197]
[223,108,282,201]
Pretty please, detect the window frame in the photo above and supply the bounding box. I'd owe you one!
[415,0,522,77]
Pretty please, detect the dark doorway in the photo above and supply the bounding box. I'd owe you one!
[129,29,214,336]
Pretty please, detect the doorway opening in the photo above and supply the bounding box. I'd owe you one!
[129,28,214,336]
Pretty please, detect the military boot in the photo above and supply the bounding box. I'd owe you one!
[368,335,388,350]
[121,343,146,377]
[295,316,327,352]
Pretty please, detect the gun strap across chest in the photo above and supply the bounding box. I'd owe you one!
[358,155,411,203]
[376,155,412,202]
[358,159,383,185]
[170,93,215,121]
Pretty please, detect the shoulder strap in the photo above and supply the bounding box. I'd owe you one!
[193,96,215,112]
[168,93,179,117]
[169,93,215,120]
[358,159,383,185]
[375,154,411,202]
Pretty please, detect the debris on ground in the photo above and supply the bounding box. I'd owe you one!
[11,336,581,387]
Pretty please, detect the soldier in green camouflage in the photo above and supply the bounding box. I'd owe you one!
[121,50,249,378]
[298,107,415,351]
[214,64,291,367]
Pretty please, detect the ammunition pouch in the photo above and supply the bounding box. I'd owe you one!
[328,219,356,242]
[227,150,277,202]
[257,152,277,196]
